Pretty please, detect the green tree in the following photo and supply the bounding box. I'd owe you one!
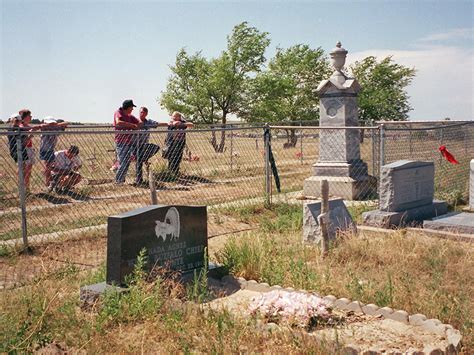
[239,44,331,146]
[160,22,270,152]
[160,49,216,124]
[350,56,416,124]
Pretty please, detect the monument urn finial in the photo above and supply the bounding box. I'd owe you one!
[330,41,348,72]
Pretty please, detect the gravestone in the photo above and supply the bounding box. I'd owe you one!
[81,204,208,303]
[303,42,376,200]
[107,205,208,285]
[303,198,356,244]
[363,160,447,228]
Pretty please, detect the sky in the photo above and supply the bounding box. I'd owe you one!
[1,0,473,123]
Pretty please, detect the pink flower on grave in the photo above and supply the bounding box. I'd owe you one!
[249,289,331,328]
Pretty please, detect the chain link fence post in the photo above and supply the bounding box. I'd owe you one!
[439,126,444,164]
[379,124,386,168]
[409,122,413,155]
[264,124,271,205]
[378,124,386,208]
[16,131,29,249]
[371,128,376,177]
[230,125,234,172]
[300,121,303,164]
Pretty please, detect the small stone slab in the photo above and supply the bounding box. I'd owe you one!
[363,200,447,228]
[423,212,474,235]
[80,281,127,304]
[303,198,356,244]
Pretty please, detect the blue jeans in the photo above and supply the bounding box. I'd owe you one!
[115,143,134,183]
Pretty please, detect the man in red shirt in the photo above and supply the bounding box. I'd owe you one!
[114,99,140,183]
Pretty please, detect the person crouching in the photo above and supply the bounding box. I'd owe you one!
[49,145,82,193]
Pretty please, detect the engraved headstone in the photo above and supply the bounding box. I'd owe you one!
[363,160,447,228]
[379,160,434,211]
[303,198,356,244]
[107,205,207,285]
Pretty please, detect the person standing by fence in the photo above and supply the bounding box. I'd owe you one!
[163,111,193,176]
[39,116,68,189]
[15,109,58,193]
[113,100,140,184]
[134,106,165,186]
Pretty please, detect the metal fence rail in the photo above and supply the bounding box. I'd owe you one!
[1,122,473,290]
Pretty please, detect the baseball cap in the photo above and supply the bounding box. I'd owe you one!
[122,99,137,109]
[43,116,58,124]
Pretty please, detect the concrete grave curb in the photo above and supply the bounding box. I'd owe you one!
[222,276,462,354]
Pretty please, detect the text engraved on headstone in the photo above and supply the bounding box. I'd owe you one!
[379,161,434,212]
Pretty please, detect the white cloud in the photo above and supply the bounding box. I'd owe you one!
[348,45,474,121]
[419,28,473,42]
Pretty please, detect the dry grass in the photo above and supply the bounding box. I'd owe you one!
[0,255,336,353]
[216,227,474,351]
[1,202,473,352]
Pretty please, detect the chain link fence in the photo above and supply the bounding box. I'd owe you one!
[1,122,473,290]
[381,121,474,205]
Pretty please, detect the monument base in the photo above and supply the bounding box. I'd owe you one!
[303,175,377,200]
[362,200,448,228]
[423,212,474,234]
[312,161,369,178]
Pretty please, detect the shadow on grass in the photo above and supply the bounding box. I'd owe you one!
[153,171,215,186]
[63,190,92,201]
[34,193,70,205]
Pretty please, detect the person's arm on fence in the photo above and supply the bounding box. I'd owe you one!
[114,111,139,130]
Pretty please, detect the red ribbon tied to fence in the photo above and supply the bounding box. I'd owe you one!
[438,145,459,164]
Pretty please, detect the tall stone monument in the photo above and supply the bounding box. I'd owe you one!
[304,42,375,200]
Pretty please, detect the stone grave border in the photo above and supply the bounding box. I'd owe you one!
[220,275,462,354]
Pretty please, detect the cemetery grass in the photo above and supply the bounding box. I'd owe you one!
[2,202,473,352]
[0,248,337,354]
[216,203,474,351]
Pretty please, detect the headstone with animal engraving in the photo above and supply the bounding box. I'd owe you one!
[106,205,208,285]
[80,205,208,303]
